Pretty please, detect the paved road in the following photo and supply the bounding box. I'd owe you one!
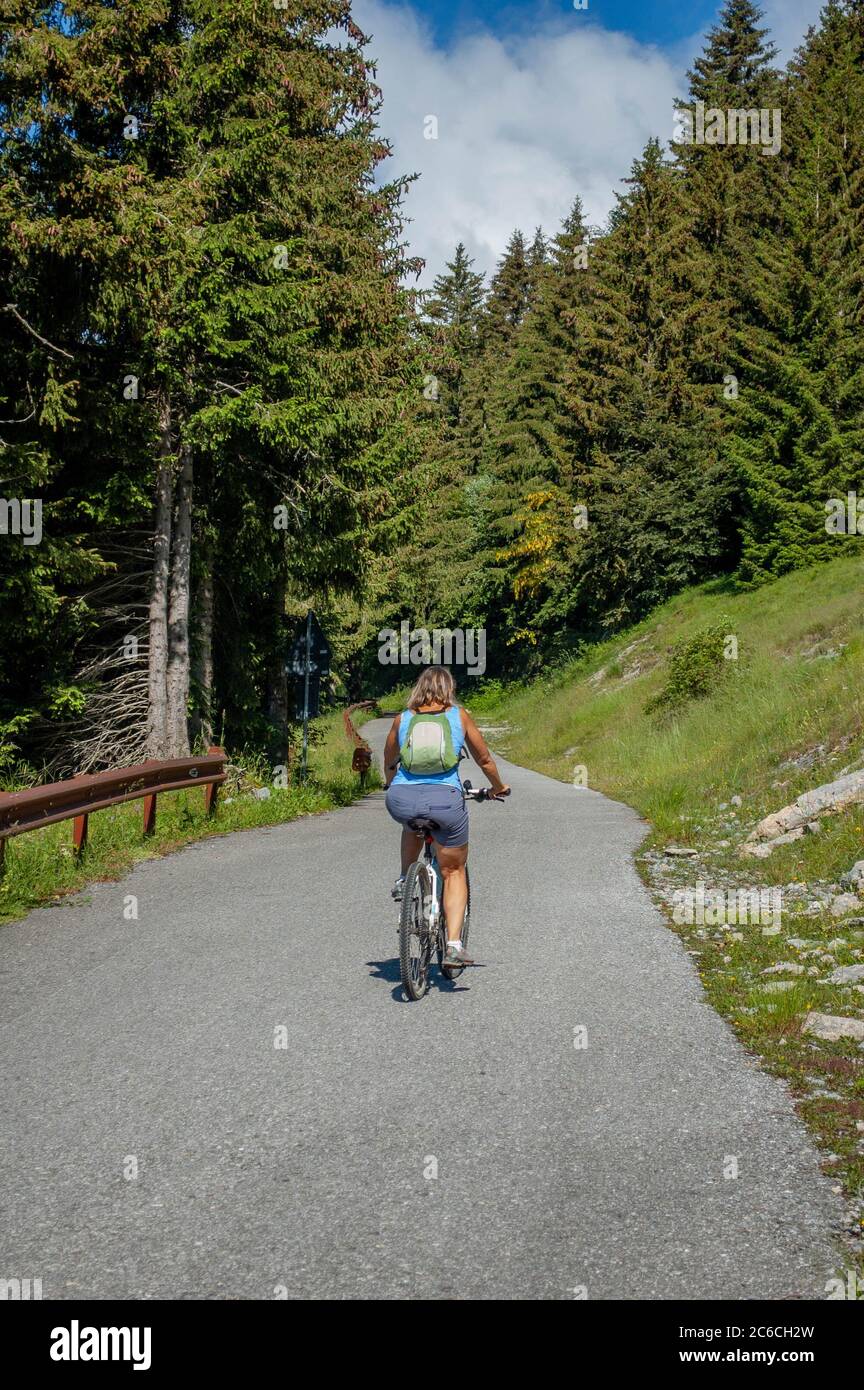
[0,720,843,1299]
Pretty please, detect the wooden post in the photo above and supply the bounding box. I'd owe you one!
[72,813,89,857]
[352,745,372,790]
[69,772,89,857]
[205,746,223,817]
[143,794,157,836]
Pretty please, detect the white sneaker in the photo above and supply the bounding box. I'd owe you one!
[391,875,405,901]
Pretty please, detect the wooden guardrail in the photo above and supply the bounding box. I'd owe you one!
[343,702,377,787]
[0,747,227,870]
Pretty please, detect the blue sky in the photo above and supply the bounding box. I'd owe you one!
[409,0,720,48]
[354,0,825,284]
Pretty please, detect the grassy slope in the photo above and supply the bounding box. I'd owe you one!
[474,554,864,1276]
[0,709,372,927]
[475,559,864,845]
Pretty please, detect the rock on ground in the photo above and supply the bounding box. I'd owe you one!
[841,860,864,890]
[826,964,864,985]
[748,769,864,842]
[802,1012,864,1043]
[831,893,862,918]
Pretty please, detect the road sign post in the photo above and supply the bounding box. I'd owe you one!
[301,610,311,783]
[285,611,331,785]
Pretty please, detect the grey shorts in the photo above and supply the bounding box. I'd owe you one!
[385,782,469,849]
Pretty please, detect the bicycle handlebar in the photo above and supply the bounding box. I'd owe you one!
[463,780,510,802]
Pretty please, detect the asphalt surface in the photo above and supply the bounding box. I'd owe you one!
[0,719,844,1299]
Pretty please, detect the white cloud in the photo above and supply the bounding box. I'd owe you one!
[761,0,825,62]
[355,0,827,287]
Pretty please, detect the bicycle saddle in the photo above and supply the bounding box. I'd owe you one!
[407,816,440,833]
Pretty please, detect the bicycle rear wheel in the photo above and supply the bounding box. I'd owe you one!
[399,860,433,1000]
[438,865,470,977]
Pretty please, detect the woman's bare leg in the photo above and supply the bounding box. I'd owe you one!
[400,827,424,874]
[437,842,469,941]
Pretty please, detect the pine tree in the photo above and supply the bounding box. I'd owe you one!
[563,141,733,630]
[526,226,548,299]
[687,0,777,102]
[728,0,864,581]
[428,243,487,325]
[424,242,486,426]
[480,229,532,352]
[391,229,540,644]
[0,0,193,768]
[0,0,420,765]
[453,230,534,490]
[482,201,593,651]
[673,0,786,447]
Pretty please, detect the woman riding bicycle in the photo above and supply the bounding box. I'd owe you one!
[383,666,510,969]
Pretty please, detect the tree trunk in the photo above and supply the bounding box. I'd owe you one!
[146,398,174,759]
[166,448,194,757]
[191,540,215,749]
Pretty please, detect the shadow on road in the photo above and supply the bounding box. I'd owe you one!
[366,957,473,1001]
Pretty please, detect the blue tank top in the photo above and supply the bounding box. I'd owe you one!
[391,705,465,788]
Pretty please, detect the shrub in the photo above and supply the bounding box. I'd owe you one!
[647,619,735,714]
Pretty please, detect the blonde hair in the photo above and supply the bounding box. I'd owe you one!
[407,665,456,711]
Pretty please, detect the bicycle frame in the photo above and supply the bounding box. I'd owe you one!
[422,835,443,932]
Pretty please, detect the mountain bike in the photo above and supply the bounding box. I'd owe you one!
[397,781,507,1001]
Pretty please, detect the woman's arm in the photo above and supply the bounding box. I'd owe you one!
[383,714,402,788]
[460,708,510,797]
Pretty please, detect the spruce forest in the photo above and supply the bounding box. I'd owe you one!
[1,0,863,777]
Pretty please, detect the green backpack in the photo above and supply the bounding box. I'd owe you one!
[399,712,459,776]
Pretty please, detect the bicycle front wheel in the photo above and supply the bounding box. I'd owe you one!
[399,860,433,1000]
